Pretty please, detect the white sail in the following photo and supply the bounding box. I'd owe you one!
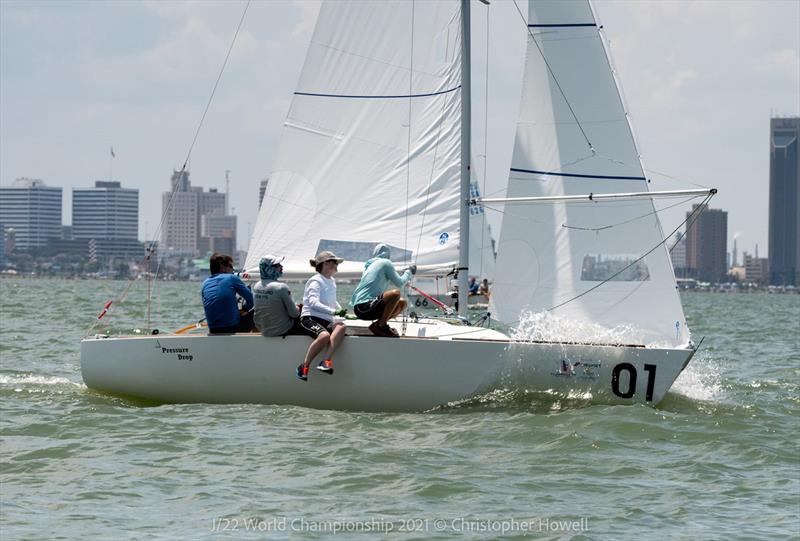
[245,0,463,278]
[490,0,689,347]
[468,178,496,281]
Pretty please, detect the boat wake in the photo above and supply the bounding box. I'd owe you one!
[0,373,85,392]
[669,354,724,402]
[511,311,644,346]
[436,388,596,413]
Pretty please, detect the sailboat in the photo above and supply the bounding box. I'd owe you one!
[81,0,713,411]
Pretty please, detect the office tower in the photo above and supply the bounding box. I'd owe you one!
[162,170,238,256]
[162,170,199,254]
[768,117,799,286]
[685,204,728,282]
[744,252,769,285]
[0,178,62,250]
[72,180,141,259]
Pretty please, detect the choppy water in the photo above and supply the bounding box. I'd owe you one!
[1,278,798,539]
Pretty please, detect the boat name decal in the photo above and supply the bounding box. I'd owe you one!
[154,341,194,361]
[550,359,601,379]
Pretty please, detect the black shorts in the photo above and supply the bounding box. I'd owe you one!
[299,316,335,339]
[354,295,385,321]
[209,312,255,334]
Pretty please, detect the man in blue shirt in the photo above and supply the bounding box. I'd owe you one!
[201,253,255,334]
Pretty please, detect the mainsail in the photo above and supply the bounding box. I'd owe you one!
[245,0,463,278]
[490,0,689,347]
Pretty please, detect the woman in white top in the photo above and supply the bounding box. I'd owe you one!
[296,251,347,381]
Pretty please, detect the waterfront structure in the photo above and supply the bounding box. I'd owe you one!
[768,117,799,286]
[0,178,62,250]
[685,204,728,282]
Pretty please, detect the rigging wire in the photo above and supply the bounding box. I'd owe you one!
[86,0,251,336]
[546,191,715,313]
[404,0,416,266]
[511,0,594,154]
[478,3,490,282]
[561,195,698,232]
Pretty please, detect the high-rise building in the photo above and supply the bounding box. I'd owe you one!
[72,180,141,259]
[0,178,62,250]
[685,204,728,282]
[744,252,769,285]
[768,117,799,286]
[162,170,199,255]
[670,232,687,275]
[161,170,237,256]
[0,223,5,268]
[73,181,138,240]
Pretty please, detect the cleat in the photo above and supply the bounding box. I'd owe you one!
[296,363,308,381]
[316,358,334,375]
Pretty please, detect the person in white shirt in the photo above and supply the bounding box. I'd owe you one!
[296,251,347,381]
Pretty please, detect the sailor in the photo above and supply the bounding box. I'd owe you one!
[253,254,305,337]
[296,251,348,381]
[201,253,255,334]
[350,243,416,337]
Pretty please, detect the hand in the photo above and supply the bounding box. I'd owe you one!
[406,264,417,275]
[335,308,347,317]
[297,303,303,311]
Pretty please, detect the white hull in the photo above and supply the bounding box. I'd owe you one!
[81,320,693,411]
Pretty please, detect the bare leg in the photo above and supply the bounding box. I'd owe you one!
[325,323,346,359]
[389,299,407,320]
[303,331,330,367]
[378,289,403,326]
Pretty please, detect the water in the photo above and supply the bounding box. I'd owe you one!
[1,278,798,539]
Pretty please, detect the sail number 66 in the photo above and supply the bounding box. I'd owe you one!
[611,363,657,402]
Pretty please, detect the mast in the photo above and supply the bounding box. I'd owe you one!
[458,0,471,318]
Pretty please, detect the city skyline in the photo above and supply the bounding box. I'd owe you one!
[1,0,799,253]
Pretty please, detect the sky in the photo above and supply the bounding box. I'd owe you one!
[1,0,798,259]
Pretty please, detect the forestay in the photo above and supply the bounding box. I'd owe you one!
[245,0,463,279]
[490,0,689,347]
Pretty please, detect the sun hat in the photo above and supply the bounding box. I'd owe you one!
[309,251,344,267]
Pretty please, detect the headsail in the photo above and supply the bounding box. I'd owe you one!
[490,0,689,347]
[245,0,463,279]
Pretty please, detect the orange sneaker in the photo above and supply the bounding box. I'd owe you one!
[316,358,334,375]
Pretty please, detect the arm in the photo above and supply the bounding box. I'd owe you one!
[280,285,300,318]
[381,260,412,288]
[232,276,254,310]
[305,278,335,315]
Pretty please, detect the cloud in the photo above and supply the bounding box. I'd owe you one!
[761,48,800,82]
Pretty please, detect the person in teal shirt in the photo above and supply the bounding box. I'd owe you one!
[351,244,416,337]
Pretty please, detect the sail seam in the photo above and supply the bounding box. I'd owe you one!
[510,168,646,181]
[294,86,460,99]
